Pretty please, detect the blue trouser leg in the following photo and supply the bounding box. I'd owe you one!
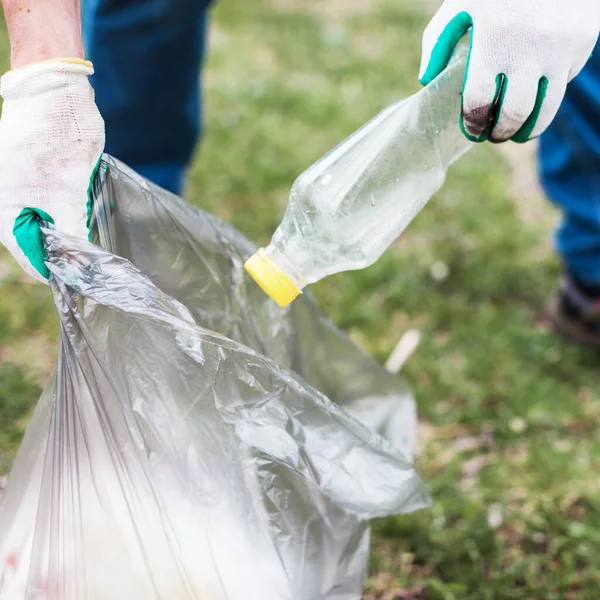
[539,44,600,288]
[82,0,212,195]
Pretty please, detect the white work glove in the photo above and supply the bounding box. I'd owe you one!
[0,59,105,282]
[419,0,600,142]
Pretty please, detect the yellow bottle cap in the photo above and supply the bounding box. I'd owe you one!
[245,248,301,308]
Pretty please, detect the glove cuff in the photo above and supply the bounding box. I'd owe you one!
[1,59,94,98]
[28,57,93,69]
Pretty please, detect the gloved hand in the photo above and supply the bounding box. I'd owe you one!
[419,0,600,143]
[0,59,105,282]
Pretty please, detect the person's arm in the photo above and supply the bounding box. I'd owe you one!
[0,0,105,283]
[2,0,84,68]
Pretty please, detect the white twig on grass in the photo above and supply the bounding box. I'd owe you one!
[385,329,421,374]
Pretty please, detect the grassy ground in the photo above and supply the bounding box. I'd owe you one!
[1,0,600,598]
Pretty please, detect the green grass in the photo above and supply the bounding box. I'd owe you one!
[1,0,600,597]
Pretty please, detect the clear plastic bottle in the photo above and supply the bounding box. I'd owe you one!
[245,41,471,307]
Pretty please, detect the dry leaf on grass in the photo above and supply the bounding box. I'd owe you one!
[363,587,425,600]
[461,455,492,479]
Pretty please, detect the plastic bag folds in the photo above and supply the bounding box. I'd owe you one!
[0,156,429,600]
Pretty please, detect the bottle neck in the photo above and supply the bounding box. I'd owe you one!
[262,243,309,292]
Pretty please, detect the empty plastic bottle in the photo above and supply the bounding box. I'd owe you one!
[245,41,471,308]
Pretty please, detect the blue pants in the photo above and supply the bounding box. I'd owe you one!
[83,0,213,196]
[539,46,600,288]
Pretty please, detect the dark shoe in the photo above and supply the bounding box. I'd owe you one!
[546,276,600,346]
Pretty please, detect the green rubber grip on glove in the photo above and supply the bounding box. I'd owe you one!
[12,156,103,280]
[13,208,55,279]
[419,12,547,143]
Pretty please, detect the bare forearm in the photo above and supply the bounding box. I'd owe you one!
[1,0,83,68]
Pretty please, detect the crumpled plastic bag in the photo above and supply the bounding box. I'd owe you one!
[0,156,429,600]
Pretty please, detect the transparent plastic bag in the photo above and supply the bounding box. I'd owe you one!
[0,157,429,600]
